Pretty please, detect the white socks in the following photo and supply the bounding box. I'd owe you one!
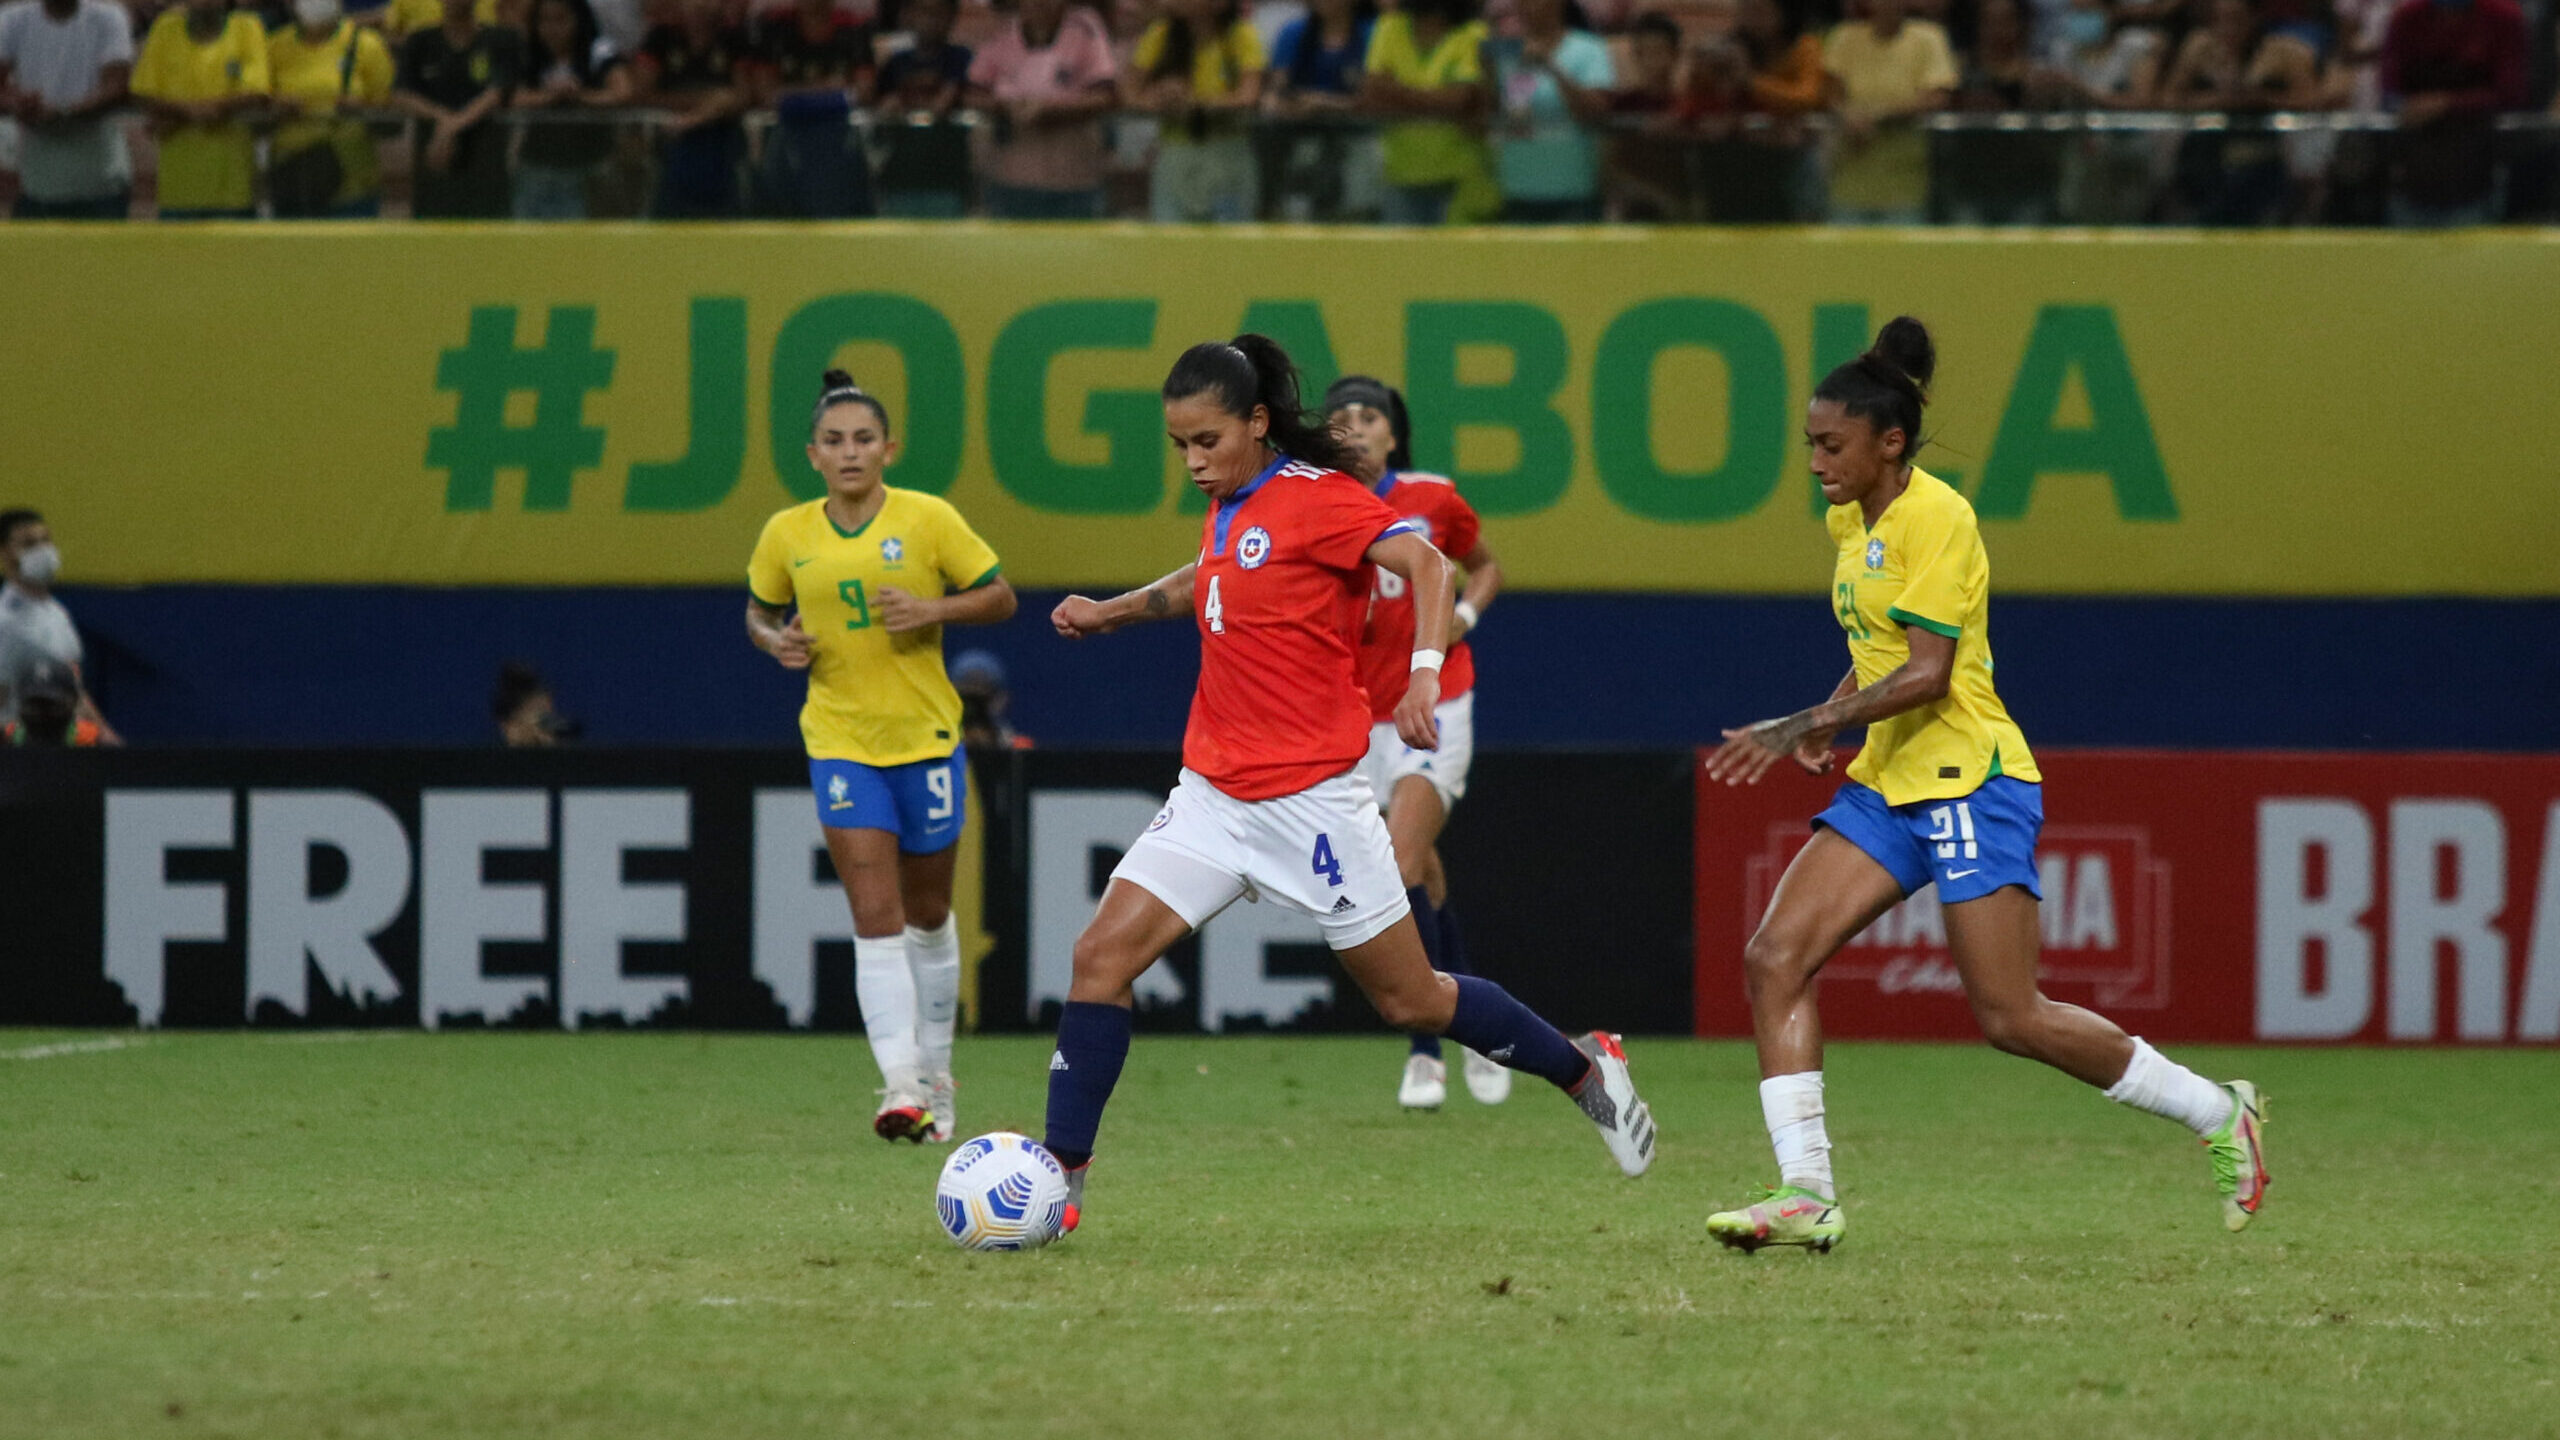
[2104,1037,2235,1138]
[854,934,922,1094]
[905,916,961,1081]
[1759,1072,1835,1202]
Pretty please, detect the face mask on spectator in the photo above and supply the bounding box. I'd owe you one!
[295,0,343,25]
[2058,8,2107,48]
[17,543,60,587]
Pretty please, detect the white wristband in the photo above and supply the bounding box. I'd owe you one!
[1411,649,1445,674]
[1453,600,1480,632]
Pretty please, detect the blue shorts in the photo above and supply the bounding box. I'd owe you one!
[1813,777,2044,905]
[810,749,967,853]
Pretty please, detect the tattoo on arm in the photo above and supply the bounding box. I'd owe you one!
[1143,587,1170,618]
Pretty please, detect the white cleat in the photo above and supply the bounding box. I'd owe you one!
[1460,1046,1511,1105]
[1570,1032,1655,1178]
[1399,1053,1448,1110]
[926,1071,956,1144]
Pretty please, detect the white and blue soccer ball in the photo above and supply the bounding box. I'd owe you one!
[934,1132,1069,1251]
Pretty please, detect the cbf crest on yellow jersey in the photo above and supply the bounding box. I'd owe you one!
[1827,469,2039,806]
[748,488,1002,766]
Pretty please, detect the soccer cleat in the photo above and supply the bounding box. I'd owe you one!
[1059,1162,1087,1234]
[925,1072,957,1144]
[1460,1045,1511,1105]
[2205,1080,2269,1231]
[873,1087,931,1144]
[1707,1185,1845,1253]
[1569,1032,1655,1178]
[1399,1053,1448,1110]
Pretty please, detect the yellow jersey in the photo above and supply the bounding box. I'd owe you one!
[267,21,397,202]
[747,488,1002,767]
[130,11,270,213]
[1828,468,2039,806]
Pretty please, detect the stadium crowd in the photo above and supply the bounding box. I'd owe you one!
[0,0,2547,222]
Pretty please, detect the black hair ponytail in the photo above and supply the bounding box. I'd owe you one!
[1813,315,1935,465]
[811,367,892,438]
[1163,334,1363,476]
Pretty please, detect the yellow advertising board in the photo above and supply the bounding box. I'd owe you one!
[7,224,2555,593]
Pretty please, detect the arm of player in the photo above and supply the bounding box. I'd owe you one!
[1051,564,1196,639]
[1705,636,1951,786]
[1452,539,1502,639]
[745,599,814,669]
[875,576,1019,633]
[1370,530,1453,752]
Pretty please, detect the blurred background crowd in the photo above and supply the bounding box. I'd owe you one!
[0,0,2549,226]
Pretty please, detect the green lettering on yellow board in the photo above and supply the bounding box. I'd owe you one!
[1403,302,1572,516]
[1978,304,2176,521]
[1590,298,1787,523]
[625,296,747,512]
[1808,302,1871,514]
[767,292,966,501]
[987,299,1162,515]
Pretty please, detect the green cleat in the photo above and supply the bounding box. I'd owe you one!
[1707,1184,1844,1254]
[2205,1080,2269,1232]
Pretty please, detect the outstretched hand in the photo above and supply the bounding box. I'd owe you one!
[1704,717,1834,786]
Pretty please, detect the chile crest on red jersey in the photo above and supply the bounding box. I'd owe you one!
[1357,469,1480,724]
[1186,455,1419,801]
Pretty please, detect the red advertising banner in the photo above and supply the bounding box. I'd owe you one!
[1695,750,2560,1045]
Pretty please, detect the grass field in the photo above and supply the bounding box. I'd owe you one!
[2,1030,2554,1439]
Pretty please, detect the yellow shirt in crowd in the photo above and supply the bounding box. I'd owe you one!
[268,20,397,204]
[1130,17,1263,142]
[130,9,270,213]
[1364,11,1489,189]
[1828,468,2040,806]
[1821,18,1956,216]
[382,0,501,38]
[747,489,1003,767]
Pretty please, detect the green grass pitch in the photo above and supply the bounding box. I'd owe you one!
[2,1030,2554,1439]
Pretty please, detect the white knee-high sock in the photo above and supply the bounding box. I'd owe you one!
[905,916,961,1080]
[1760,1072,1834,1201]
[854,934,922,1093]
[2103,1037,2235,1138]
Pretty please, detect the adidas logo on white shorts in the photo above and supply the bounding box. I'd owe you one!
[1329,896,1356,914]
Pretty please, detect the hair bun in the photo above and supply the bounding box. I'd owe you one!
[1867,316,1936,400]
[819,368,856,392]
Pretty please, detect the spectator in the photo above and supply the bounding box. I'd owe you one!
[951,649,1031,751]
[1938,0,2062,221]
[1360,0,1488,223]
[753,0,878,216]
[2379,0,2527,225]
[2162,0,2319,223]
[1820,0,1955,222]
[1735,0,1822,115]
[2,656,103,748]
[381,0,496,40]
[0,509,118,744]
[394,0,523,217]
[491,661,578,746]
[0,0,135,218]
[266,0,398,217]
[874,0,972,214]
[966,0,1119,218]
[634,0,751,218]
[1603,9,1689,219]
[1262,0,1375,217]
[1127,0,1263,220]
[1482,0,1613,220]
[509,0,632,219]
[130,0,271,218]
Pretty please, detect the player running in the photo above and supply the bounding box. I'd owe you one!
[1701,318,2266,1252]
[1322,376,1510,1112]
[747,369,1018,1146]
[1043,334,1654,1231]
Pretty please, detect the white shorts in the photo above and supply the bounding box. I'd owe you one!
[1111,767,1411,949]
[1357,689,1475,811]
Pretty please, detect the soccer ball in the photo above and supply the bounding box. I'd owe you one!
[934,1132,1070,1251]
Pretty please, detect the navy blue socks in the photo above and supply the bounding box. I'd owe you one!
[1043,1000,1133,1171]
[1444,975,1590,1092]
[1405,885,1445,1059]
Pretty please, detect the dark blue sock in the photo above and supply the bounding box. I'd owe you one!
[1044,1000,1133,1170]
[1444,976,1590,1092]
[1405,885,1444,1059]
[1435,901,1473,979]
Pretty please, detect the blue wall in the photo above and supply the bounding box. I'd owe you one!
[61,585,2560,751]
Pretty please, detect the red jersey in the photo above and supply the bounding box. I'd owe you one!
[1356,470,1479,723]
[1184,456,1418,801]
